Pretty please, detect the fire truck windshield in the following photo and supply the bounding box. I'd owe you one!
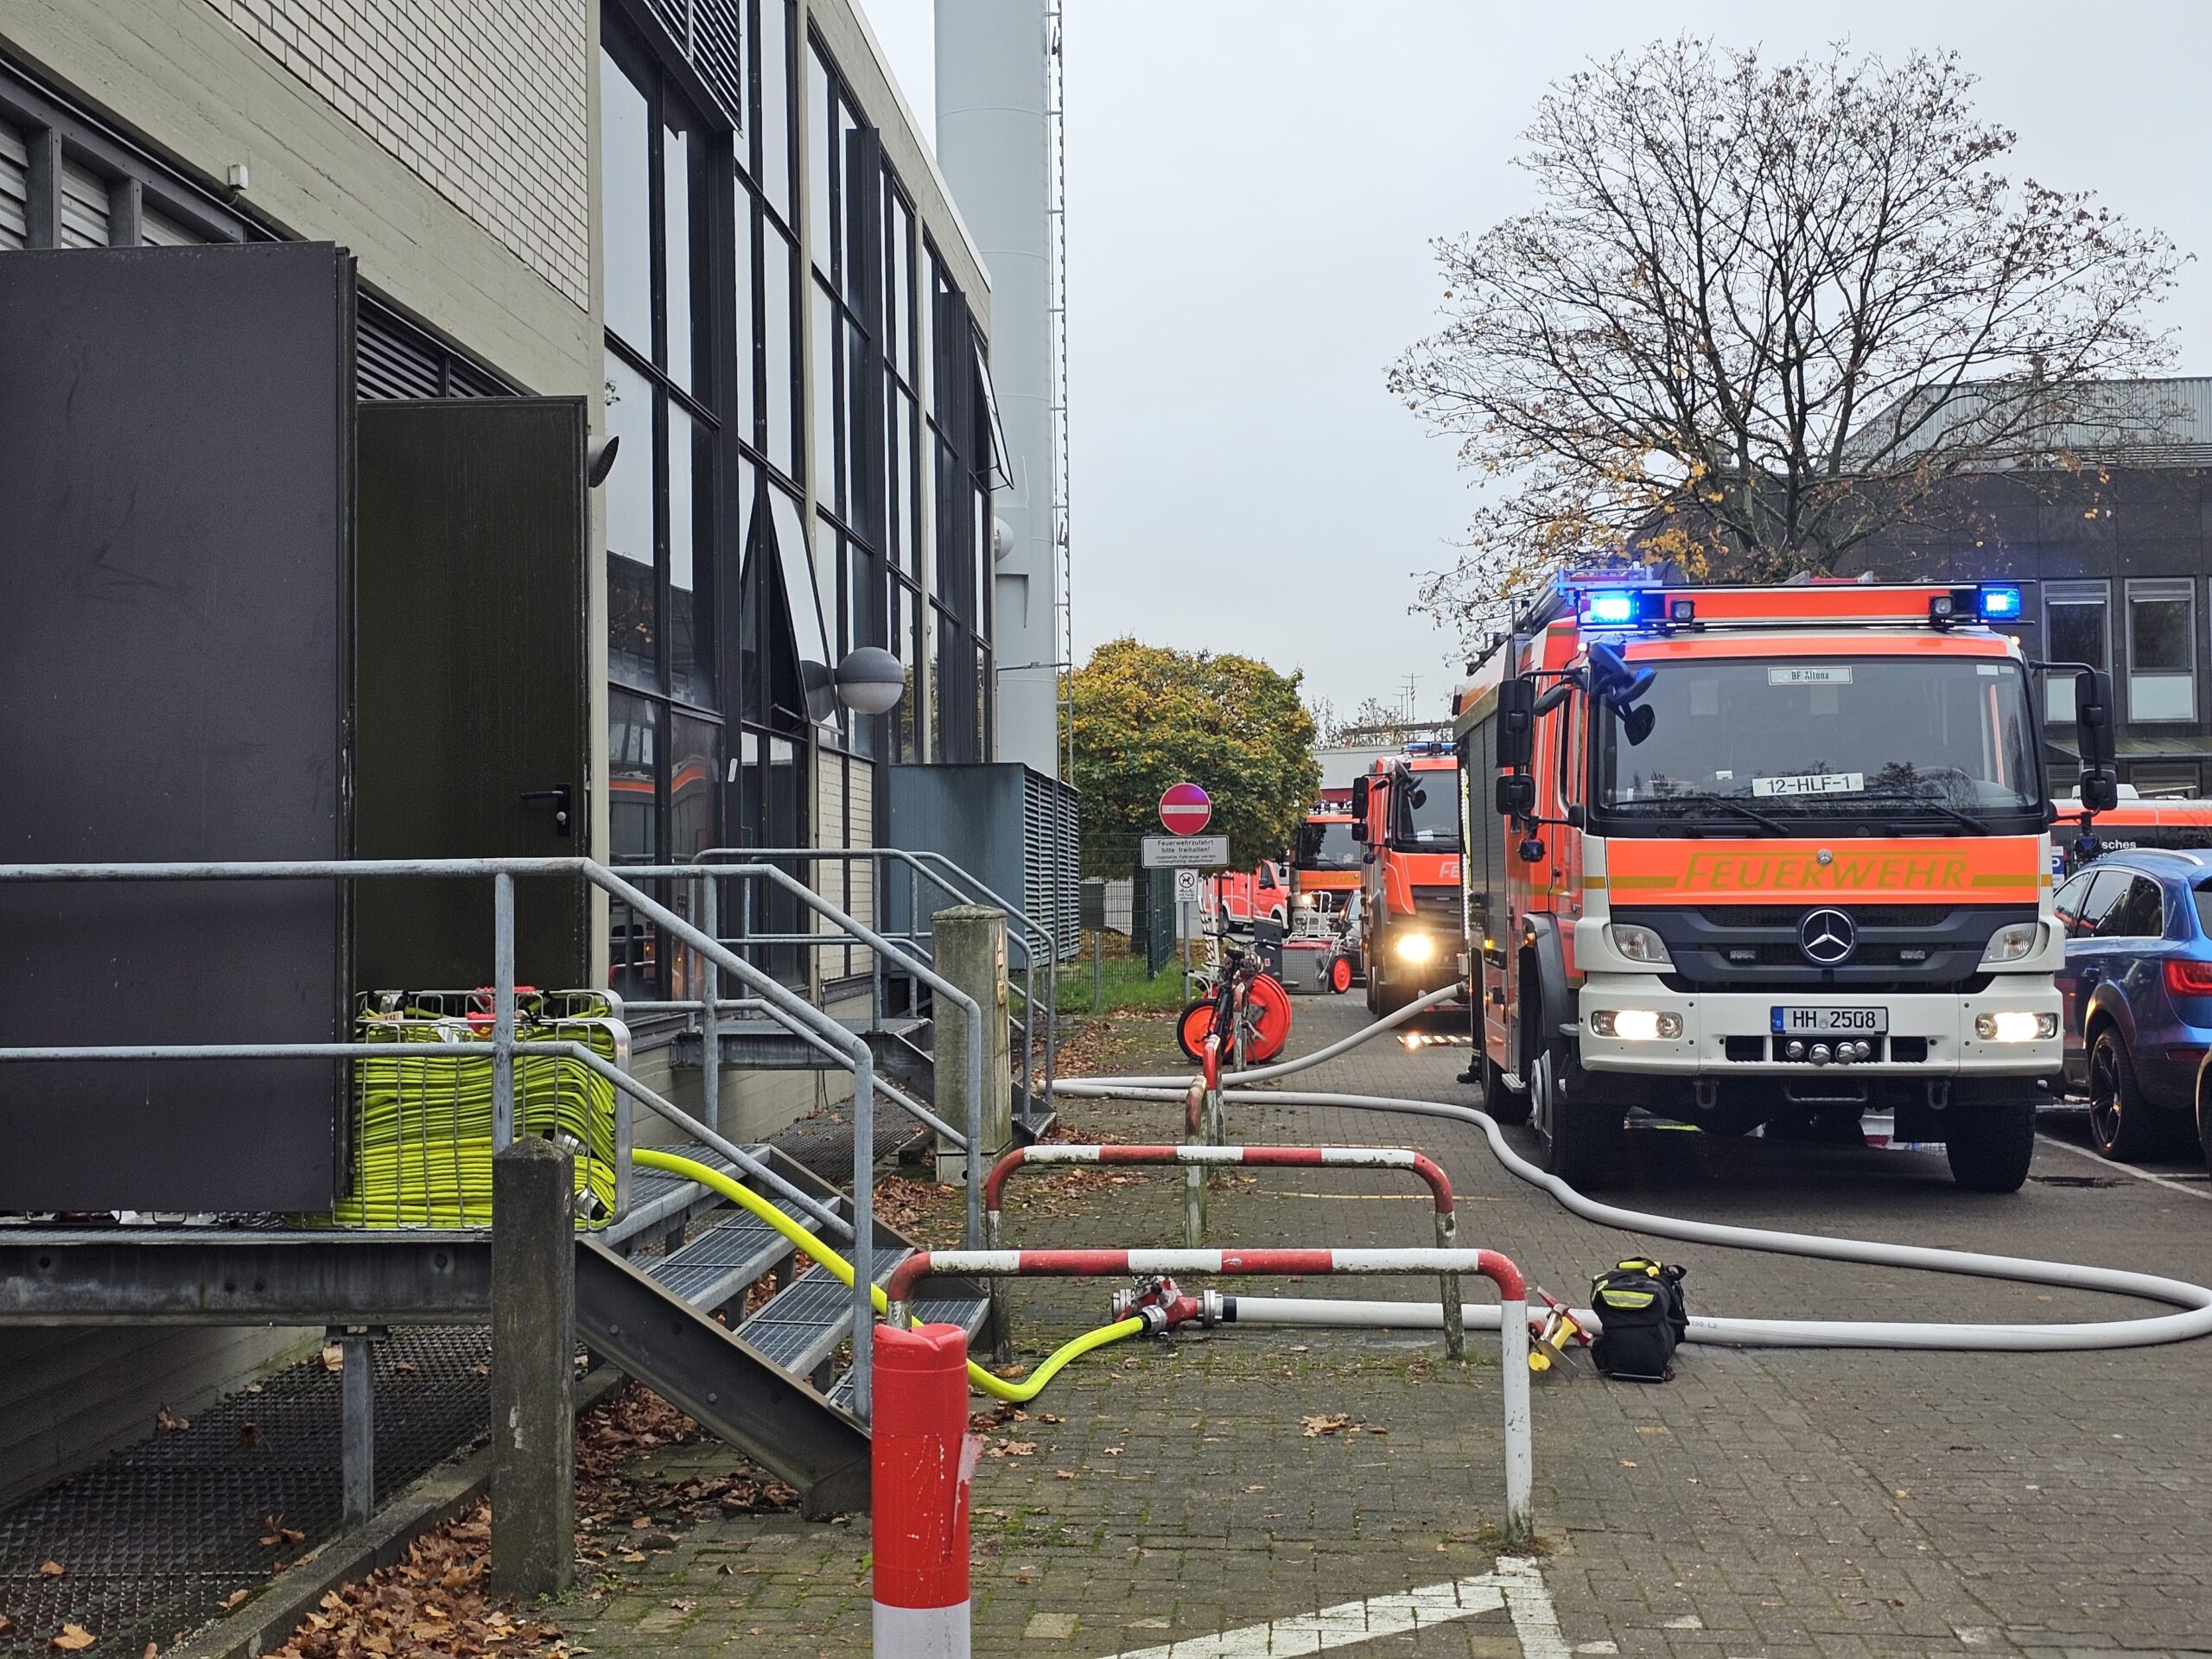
[1593,655,2040,824]
[1296,819,1360,869]
[1392,772,1463,851]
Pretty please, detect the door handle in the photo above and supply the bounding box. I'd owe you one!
[2079,964,2102,984]
[522,784,574,837]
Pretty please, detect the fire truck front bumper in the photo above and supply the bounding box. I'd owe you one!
[1574,973,2061,1077]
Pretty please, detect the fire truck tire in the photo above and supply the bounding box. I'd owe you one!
[1532,1045,1619,1187]
[1480,1056,1530,1126]
[1943,1096,2037,1192]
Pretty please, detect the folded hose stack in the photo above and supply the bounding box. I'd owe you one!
[321,991,624,1230]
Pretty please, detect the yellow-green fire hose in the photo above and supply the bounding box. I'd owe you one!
[632,1147,1141,1402]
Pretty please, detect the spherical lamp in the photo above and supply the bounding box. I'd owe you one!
[834,645,906,716]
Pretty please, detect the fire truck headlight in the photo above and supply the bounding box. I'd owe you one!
[1607,923,1675,968]
[1980,921,2044,965]
[1394,932,1438,963]
[1589,1008,1683,1041]
[1974,1010,2057,1042]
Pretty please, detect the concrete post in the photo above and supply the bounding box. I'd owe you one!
[491,1138,575,1599]
[931,906,1011,1185]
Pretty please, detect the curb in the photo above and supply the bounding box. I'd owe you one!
[169,1363,630,1659]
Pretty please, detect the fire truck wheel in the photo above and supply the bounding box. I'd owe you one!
[1532,1045,1619,1187]
[1479,1056,1530,1126]
[1942,1096,2036,1192]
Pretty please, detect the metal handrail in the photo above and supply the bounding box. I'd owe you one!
[0,856,916,1417]
[694,845,1062,1109]
[620,997,963,1147]
[616,861,985,1250]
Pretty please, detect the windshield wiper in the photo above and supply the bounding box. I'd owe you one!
[1859,793,1991,835]
[1636,792,1793,836]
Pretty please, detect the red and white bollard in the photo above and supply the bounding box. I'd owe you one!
[872,1322,976,1658]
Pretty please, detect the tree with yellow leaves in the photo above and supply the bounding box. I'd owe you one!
[1069,639,1319,877]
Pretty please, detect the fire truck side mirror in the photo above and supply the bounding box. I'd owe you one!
[2075,668,2120,814]
[1497,676,1536,771]
[1349,776,1370,835]
[1495,772,1536,817]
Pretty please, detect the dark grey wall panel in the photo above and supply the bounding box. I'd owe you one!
[354,397,591,990]
[0,242,351,1211]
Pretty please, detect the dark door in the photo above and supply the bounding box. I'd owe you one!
[0,243,353,1211]
[354,399,592,991]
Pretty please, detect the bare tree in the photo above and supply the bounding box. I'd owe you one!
[1392,38,2183,641]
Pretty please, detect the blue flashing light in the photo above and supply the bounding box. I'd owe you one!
[1583,591,1638,626]
[1978,583,2024,622]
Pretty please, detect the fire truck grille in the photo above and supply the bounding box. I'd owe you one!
[1615,904,2034,991]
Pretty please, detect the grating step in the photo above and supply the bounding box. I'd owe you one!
[645,1200,811,1312]
[823,1293,992,1409]
[605,1140,772,1247]
[736,1249,911,1379]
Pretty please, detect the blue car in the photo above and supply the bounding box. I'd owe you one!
[2052,849,2212,1163]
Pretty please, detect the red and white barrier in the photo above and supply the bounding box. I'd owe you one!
[884,1246,1533,1537]
[872,1322,977,1658]
[984,1145,1468,1355]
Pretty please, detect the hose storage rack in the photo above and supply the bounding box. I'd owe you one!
[328,989,629,1230]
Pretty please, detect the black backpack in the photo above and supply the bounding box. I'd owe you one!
[1588,1258,1689,1382]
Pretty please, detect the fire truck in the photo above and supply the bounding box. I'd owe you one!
[1452,571,2120,1192]
[1351,744,1467,1016]
[1291,808,1361,920]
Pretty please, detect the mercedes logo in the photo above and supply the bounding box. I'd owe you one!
[1799,907,1857,965]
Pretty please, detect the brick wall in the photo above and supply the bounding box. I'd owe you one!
[198,0,590,308]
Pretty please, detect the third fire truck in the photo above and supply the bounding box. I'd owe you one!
[1452,571,2120,1193]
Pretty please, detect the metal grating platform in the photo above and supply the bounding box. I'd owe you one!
[0,1327,490,1657]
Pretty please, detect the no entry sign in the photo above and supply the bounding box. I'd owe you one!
[1159,781,1212,836]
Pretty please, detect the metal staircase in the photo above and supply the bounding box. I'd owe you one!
[0,851,1039,1521]
[580,1136,990,1516]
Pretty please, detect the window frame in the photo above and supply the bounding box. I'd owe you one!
[2125,577,2196,725]
[2043,579,2110,726]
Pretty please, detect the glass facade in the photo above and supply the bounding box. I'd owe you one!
[600,3,999,994]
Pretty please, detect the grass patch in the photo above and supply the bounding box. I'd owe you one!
[1053,937,1193,1014]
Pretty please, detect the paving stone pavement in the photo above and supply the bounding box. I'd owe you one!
[556,1000,2212,1658]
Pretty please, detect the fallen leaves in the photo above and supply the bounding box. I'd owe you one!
[50,1624,95,1651]
[261,1515,307,1547]
[1301,1414,1351,1438]
[1053,1470,1076,1481]
[219,1591,251,1611]
[154,1408,190,1433]
[983,1440,1037,1459]
[40,1560,66,1577]
[320,1345,345,1374]
[573,1384,797,1538]
[270,1502,565,1659]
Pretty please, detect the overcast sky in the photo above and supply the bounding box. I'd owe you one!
[855,1,2212,722]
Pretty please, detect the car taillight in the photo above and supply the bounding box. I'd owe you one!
[2164,958,2212,996]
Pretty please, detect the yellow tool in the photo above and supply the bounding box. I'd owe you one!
[1528,1290,1586,1373]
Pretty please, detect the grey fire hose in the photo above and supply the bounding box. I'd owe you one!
[1053,992,2212,1353]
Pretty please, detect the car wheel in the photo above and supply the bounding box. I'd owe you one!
[2086,1023,2168,1161]
[1945,1096,2036,1192]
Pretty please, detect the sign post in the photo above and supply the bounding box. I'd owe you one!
[1158,784,1215,999]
